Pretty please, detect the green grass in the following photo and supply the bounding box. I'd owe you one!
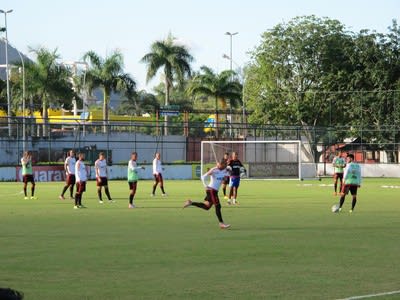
[1,178,400,299]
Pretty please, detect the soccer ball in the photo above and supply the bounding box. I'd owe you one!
[331,204,340,213]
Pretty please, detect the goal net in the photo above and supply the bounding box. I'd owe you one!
[200,140,317,180]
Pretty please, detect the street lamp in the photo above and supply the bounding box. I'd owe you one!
[16,49,25,150]
[225,32,238,137]
[0,9,13,137]
[225,32,238,73]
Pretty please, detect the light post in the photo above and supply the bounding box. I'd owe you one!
[16,49,25,150]
[225,32,238,73]
[0,9,13,137]
[225,31,238,137]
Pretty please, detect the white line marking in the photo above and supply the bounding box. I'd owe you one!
[381,185,400,189]
[337,289,400,300]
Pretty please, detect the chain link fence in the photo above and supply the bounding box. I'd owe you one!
[1,115,399,169]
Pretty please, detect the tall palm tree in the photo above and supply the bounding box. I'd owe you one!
[188,66,242,137]
[141,33,193,135]
[23,47,75,136]
[83,50,135,133]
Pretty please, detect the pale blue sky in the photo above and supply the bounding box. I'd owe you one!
[1,0,398,90]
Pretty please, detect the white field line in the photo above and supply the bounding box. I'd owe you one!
[381,185,400,189]
[336,289,400,300]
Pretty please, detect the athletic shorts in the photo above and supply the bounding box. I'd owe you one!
[334,173,344,181]
[153,173,163,185]
[229,176,241,188]
[23,174,35,184]
[96,177,108,187]
[204,188,220,206]
[76,181,86,193]
[66,174,76,185]
[128,181,137,190]
[342,185,358,196]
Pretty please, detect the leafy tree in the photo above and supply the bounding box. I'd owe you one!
[246,16,355,160]
[83,50,135,133]
[188,66,242,137]
[20,47,75,136]
[344,20,400,161]
[118,89,159,116]
[141,33,193,135]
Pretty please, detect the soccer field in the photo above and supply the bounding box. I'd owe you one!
[1,178,400,300]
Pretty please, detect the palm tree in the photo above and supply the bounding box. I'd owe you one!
[141,33,193,135]
[118,89,159,116]
[188,66,242,137]
[23,47,75,136]
[83,50,135,133]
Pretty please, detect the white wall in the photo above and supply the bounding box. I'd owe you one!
[316,163,400,178]
[1,163,399,181]
[0,165,196,181]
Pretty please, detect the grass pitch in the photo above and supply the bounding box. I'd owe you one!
[1,178,400,300]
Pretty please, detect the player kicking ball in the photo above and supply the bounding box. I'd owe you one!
[183,158,231,229]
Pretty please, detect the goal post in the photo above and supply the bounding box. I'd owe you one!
[200,140,317,180]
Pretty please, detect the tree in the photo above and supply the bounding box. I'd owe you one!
[188,66,242,137]
[246,16,355,160]
[141,33,193,135]
[344,20,400,161]
[83,50,135,133]
[118,89,159,116]
[21,47,75,136]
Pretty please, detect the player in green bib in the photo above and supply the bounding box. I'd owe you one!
[21,151,36,200]
[337,153,362,213]
[127,152,145,208]
[332,150,346,196]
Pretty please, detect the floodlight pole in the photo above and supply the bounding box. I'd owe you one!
[0,9,13,137]
[225,32,238,137]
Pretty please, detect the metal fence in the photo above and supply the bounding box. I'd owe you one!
[1,115,400,167]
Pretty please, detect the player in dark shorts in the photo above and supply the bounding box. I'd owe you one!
[151,152,167,197]
[221,152,230,200]
[60,150,76,200]
[127,152,145,208]
[74,152,88,209]
[21,151,36,200]
[228,151,245,205]
[332,150,346,196]
[95,152,113,203]
[183,159,231,229]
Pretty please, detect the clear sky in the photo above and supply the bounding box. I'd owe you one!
[1,0,398,90]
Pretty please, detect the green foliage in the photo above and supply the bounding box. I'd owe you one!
[141,33,193,104]
[83,50,136,132]
[246,16,400,160]
[188,66,242,137]
[141,33,194,134]
[117,89,160,116]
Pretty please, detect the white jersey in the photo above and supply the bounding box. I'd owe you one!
[201,167,230,191]
[153,158,162,175]
[95,159,108,178]
[65,156,76,175]
[75,160,87,182]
